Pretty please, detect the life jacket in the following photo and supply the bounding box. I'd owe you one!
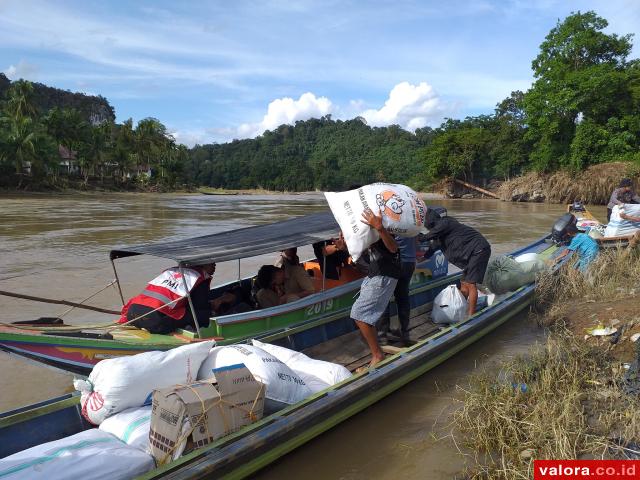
[118,267,209,323]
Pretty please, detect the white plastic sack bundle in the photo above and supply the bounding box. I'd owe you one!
[99,406,151,452]
[604,204,640,237]
[197,344,312,405]
[0,429,155,480]
[251,339,351,393]
[431,285,468,325]
[74,341,214,425]
[325,183,427,260]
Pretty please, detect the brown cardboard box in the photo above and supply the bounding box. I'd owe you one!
[149,363,265,465]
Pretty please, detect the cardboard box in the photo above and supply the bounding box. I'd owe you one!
[149,363,265,465]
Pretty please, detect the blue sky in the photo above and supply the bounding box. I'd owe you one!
[1,0,638,146]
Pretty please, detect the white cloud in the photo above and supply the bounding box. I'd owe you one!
[236,92,333,138]
[4,60,38,80]
[358,82,447,131]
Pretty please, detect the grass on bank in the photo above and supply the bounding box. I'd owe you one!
[497,162,640,204]
[452,248,640,479]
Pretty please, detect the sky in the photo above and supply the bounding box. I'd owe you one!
[1,0,639,147]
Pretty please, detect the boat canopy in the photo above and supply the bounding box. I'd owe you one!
[110,211,341,266]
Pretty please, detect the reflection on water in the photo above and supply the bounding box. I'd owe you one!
[0,193,607,478]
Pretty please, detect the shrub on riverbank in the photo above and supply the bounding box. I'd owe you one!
[453,248,640,478]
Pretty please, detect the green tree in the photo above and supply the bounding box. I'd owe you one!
[524,11,634,171]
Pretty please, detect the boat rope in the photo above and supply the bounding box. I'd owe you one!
[58,280,118,318]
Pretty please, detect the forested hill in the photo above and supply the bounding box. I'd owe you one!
[186,118,436,191]
[0,73,115,124]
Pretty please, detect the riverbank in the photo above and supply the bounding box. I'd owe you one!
[439,162,640,205]
[453,247,640,478]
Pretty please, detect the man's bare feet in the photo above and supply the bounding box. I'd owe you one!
[369,354,385,367]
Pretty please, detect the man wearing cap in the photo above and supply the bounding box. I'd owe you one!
[607,178,640,222]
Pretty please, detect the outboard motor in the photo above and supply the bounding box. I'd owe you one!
[551,213,578,245]
[569,201,585,213]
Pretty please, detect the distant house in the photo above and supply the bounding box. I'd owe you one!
[58,145,80,175]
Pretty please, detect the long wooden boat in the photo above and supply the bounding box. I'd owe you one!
[0,212,449,375]
[566,203,638,248]
[0,235,558,479]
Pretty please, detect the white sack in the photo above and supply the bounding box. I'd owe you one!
[324,183,428,260]
[431,285,468,325]
[197,345,312,405]
[74,341,214,425]
[604,204,640,237]
[99,406,151,452]
[251,339,351,393]
[0,429,155,480]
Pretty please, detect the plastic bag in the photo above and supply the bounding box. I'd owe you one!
[251,339,351,393]
[431,285,468,324]
[74,341,214,425]
[324,183,427,260]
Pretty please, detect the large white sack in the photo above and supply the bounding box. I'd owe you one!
[0,429,155,480]
[251,339,351,393]
[74,341,214,425]
[99,406,151,452]
[604,204,640,237]
[197,345,312,405]
[431,285,468,325]
[325,183,428,260]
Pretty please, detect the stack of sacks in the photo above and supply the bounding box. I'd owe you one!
[197,342,352,412]
[74,341,214,425]
[197,344,311,412]
[0,429,155,480]
[251,339,351,392]
[604,205,640,237]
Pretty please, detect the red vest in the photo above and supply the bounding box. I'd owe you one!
[119,267,209,323]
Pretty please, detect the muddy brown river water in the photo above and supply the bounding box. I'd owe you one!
[0,193,607,478]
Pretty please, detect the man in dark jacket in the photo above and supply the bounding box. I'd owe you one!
[422,210,491,316]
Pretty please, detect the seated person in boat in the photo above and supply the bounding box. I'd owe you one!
[255,265,305,308]
[607,178,640,221]
[351,209,400,368]
[312,233,350,280]
[209,285,254,316]
[553,222,599,273]
[421,209,491,316]
[274,248,315,299]
[118,263,216,334]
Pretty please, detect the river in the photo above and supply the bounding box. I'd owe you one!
[0,193,607,478]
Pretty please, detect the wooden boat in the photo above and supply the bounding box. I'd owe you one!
[0,212,449,375]
[0,235,559,478]
[566,203,638,248]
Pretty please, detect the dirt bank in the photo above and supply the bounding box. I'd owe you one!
[497,162,640,205]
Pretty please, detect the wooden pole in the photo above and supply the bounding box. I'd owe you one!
[0,290,120,315]
[453,178,500,199]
